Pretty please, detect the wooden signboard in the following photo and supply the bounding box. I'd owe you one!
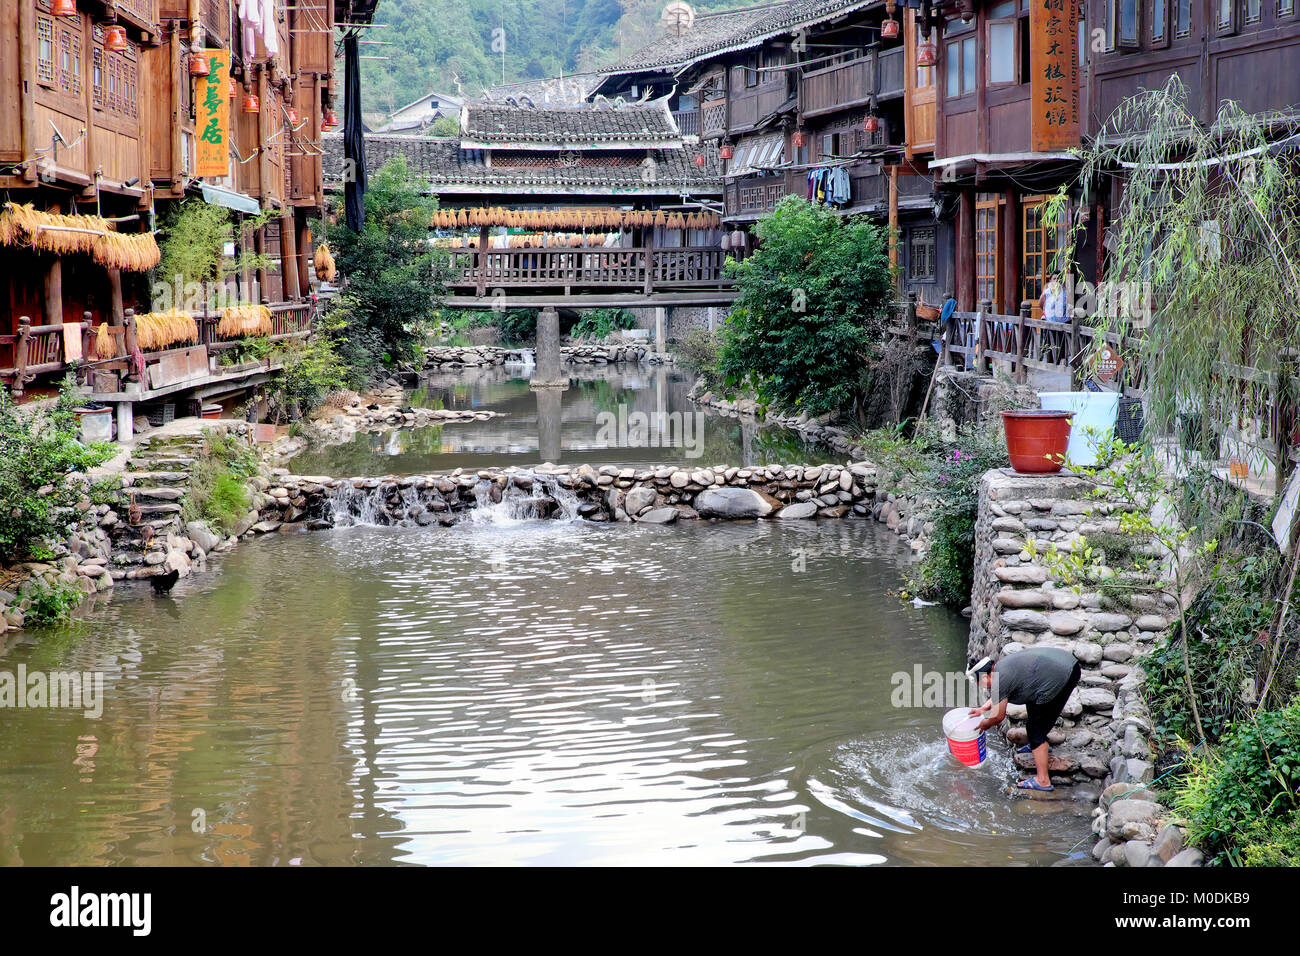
[1030,0,1080,152]
[195,50,231,178]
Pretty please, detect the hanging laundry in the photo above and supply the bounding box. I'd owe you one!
[260,0,279,58]
[827,167,851,206]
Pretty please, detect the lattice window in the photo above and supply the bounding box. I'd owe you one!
[1022,196,1068,309]
[976,193,999,306]
[909,226,937,282]
[92,47,103,107]
[37,16,56,85]
[69,30,82,97]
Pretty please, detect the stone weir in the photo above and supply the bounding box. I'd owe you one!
[423,343,656,369]
[252,461,883,531]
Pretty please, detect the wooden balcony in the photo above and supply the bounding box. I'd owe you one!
[799,48,905,119]
[701,100,727,138]
[2,303,314,398]
[725,178,787,219]
[672,108,700,137]
[448,247,731,294]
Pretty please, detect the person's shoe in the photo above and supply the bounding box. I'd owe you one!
[1016,744,1032,754]
[1016,778,1054,792]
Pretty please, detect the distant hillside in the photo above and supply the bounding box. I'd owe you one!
[352,0,745,118]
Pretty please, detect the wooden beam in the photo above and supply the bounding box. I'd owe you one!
[279,211,299,302]
[956,189,975,312]
[18,0,36,183]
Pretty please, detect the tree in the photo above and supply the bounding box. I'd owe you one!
[717,197,895,415]
[322,156,450,372]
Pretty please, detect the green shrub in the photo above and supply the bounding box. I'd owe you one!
[22,578,84,627]
[495,309,537,345]
[1174,700,1300,865]
[1144,552,1282,746]
[1239,808,1300,866]
[180,430,257,535]
[717,197,894,415]
[571,307,635,341]
[678,329,724,392]
[0,378,114,563]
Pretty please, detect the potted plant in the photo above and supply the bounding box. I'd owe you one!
[1001,409,1073,474]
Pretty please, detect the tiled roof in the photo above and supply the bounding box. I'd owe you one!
[482,73,607,106]
[460,100,682,147]
[603,0,876,76]
[322,134,722,195]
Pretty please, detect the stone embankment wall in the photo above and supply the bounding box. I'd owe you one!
[423,344,654,369]
[970,467,1202,866]
[252,460,883,529]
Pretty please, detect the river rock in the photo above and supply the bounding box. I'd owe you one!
[1165,847,1204,867]
[186,521,220,554]
[1000,609,1050,632]
[694,487,777,518]
[777,501,818,519]
[1106,799,1162,841]
[624,487,657,516]
[637,507,678,524]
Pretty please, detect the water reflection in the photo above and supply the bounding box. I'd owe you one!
[292,364,839,476]
[0,521,1093,866]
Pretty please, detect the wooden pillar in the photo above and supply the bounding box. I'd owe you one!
[279,211,300,302]
[888,165,900,285]
[107,267,126,357]
[296,214,312,297]
[1000,188,1020,316]
[977,298,992,374]
[18,1,36,183]
[12,317,32,398]
[1069,306,1083,390]
[1015,300,1031,384]
[240,217,255,301]
[476,224,489,297]
[255,227,269,303]
[643,223,655,296]
[956,189,975,312]
[44,257,64,327]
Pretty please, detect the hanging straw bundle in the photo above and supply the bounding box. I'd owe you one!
[95,321,116,360]
[91,231,161,271]
[134,309,199,350]
[314,242,336,281]
[217,304,273,338]
[0,202,160,271]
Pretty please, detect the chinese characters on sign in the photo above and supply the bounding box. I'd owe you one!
[195,49,230,178]
[1030,0,1080,151]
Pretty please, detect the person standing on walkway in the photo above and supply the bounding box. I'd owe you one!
[967,647,1082,792]
[1040,272,1069,322]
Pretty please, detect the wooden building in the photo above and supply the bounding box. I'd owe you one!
[0,0,375,407]
[324,99,729,302]
[593,0,953,304]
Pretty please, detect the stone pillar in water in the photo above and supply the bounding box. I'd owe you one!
[530,307,566,388]
[654,307,667,354]
[535,386,562,463]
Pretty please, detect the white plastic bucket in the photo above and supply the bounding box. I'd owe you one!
[942,707,987,768]
[1038,391,1119,466]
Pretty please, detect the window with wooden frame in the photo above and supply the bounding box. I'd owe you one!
[1176,0,1192,33]
[1216,0,1238,33]
[1281,0,1295,16]
[37,15,56,86]
[1244,0,1262,23]
[92,47,102,107]
[944,34,977,97]
[1150,0,1169,46]
[745,53,759,88]
[976,194,999,306]
[59,26,82,98]
[916,23,937,89]
[1022,197,1069,312]
[987,6,1020,85]
[909,226,937,282]
[1118,0,1141,48]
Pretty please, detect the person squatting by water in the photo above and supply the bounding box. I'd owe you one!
[967,647,1082,792]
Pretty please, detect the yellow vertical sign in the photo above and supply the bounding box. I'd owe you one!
[195,49,230,178]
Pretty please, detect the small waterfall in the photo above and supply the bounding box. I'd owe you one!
[326,471,584,528]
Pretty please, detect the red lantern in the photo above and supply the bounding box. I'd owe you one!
[693,153,706,167]
[52,0,78,16]
[228,76,237,97]
[881,17,900,39]
[286,106,299,125]
[322,109,339,130]
[719,143,734,160]
[792,130,806,148]
[863,114,880,135]
[189,51,210,76]
[104,25,128,53]
[242,92,259,114]
[917,42,937,67]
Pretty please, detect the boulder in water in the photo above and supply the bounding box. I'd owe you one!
[694,487,778,519]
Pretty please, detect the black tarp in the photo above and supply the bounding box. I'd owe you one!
[343,33,368,233]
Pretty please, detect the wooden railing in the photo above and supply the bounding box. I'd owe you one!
[2,302,315,397]
[701,100,727,137]
[672,109,700,137]
[448,247,731,293]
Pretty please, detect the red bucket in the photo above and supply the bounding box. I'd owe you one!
[1001,409,1072,474]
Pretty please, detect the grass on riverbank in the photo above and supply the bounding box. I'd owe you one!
[181,430,259,536]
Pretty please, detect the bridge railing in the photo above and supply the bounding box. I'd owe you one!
[448,246,732,292]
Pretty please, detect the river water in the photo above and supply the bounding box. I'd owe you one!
[290,364,839,476]
[0,515,1093,866]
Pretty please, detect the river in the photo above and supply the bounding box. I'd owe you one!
[0,366,1095,866]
